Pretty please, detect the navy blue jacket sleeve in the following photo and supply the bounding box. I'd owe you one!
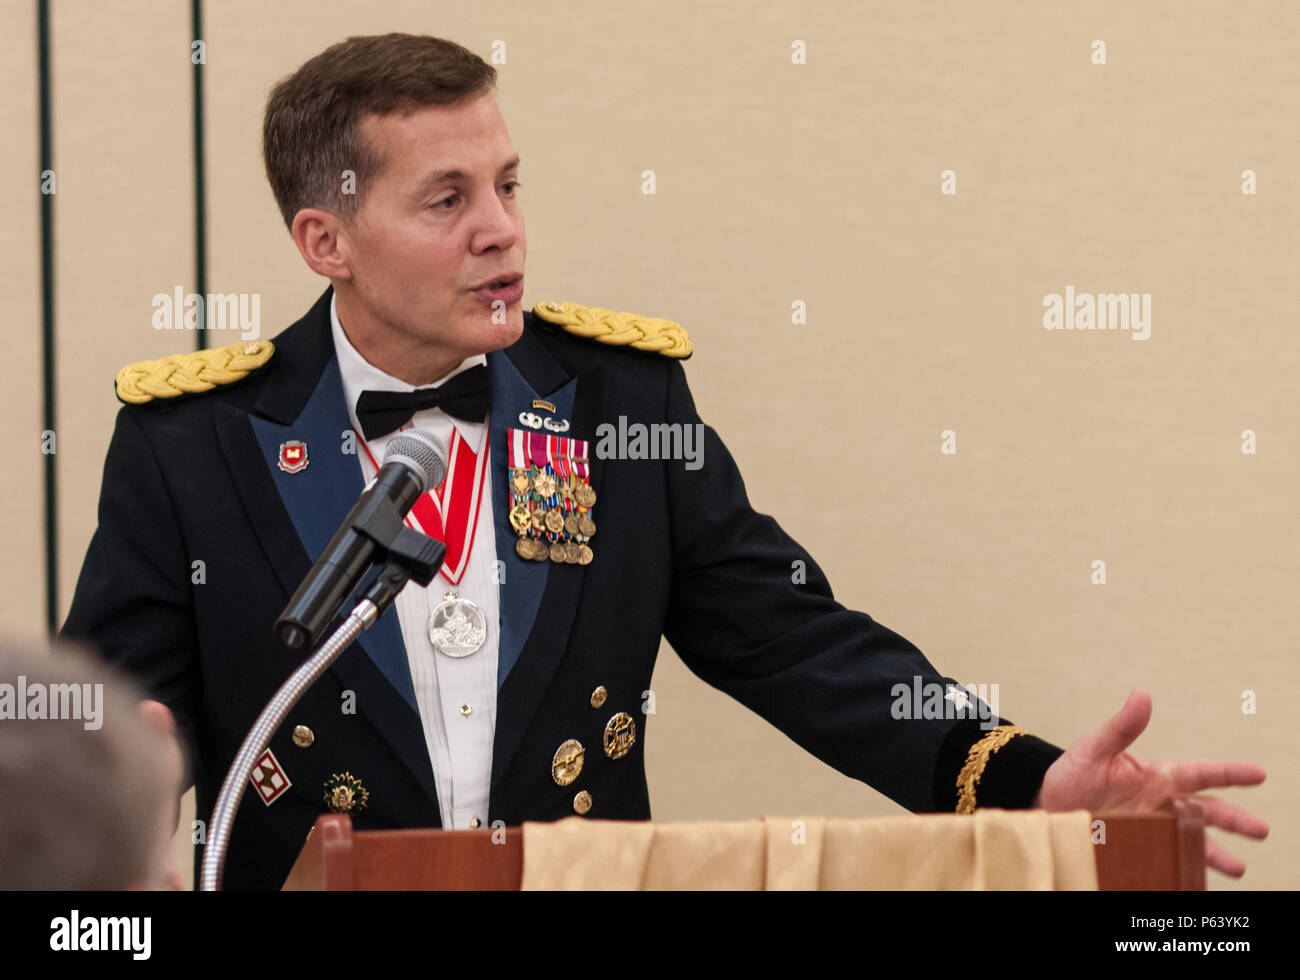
[60,406,201,792]
[658,360,1064,812]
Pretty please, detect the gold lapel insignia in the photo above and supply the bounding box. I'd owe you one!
[323,771,369,814]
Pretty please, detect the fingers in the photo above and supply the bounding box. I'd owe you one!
[1196,793,1267,878]
[1167,761,1267,796]
[138,699,176,737]
[1078,688,1152,763]
[1204,836,1247,878]
[1191,794,1269,840]
[137,699,185,807]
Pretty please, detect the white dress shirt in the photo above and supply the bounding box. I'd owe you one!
[330,294,499,830]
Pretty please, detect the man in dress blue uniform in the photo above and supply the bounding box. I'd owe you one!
[62,33,1267,889]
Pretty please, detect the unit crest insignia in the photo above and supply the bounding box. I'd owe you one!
[323,771,369,814]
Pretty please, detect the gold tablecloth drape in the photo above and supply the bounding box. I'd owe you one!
[520,810,1098,890]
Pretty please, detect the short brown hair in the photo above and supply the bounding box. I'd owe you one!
[262,33,497,230]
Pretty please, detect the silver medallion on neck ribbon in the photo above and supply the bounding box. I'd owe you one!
[428,591,487,657]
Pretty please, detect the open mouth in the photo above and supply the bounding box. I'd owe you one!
[471,274,524,304]
[474,273,521,290]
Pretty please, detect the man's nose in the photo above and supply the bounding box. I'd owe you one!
[471,192,519,253]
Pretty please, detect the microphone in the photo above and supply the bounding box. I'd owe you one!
[275,429,448,651]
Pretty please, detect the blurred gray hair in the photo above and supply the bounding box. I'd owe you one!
[0,638,173,889]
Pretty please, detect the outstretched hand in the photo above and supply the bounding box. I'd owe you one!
[1033,688,1268,877]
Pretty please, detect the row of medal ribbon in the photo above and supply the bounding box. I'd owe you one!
[507,430,598,565]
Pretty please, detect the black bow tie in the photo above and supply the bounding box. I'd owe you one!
[355,365,490,440]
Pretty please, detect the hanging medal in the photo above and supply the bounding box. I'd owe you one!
[428,590,487,657]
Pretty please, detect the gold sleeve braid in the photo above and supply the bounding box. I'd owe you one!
[115,341,275,405]
[533,301,692,359]
[954,724,1030,814]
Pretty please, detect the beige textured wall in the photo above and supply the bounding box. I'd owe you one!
[1,0,42,642]
[5,1,1293,890]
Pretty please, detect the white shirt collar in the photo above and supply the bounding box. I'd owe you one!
[330,291,487,439]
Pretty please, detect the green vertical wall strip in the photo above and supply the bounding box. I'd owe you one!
[191,0,207,350]
[37,0,57,634]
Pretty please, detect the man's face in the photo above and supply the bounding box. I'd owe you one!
[338,92,526,362]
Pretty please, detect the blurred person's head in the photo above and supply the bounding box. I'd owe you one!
[262,33,525,386]
[0,639,180,889]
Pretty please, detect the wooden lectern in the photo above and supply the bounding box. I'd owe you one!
[282,799,1205,891]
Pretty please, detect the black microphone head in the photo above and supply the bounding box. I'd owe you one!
[383,429,448,494]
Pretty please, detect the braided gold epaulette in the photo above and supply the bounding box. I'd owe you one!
[533,300,692,359]
[115,340,275,405]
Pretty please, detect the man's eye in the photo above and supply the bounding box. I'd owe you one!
[431,184,518,210]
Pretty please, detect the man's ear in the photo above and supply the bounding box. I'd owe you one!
[291,207,355,281]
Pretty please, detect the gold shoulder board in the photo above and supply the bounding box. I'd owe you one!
[115,341,275,405]
[533,301,692,359]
